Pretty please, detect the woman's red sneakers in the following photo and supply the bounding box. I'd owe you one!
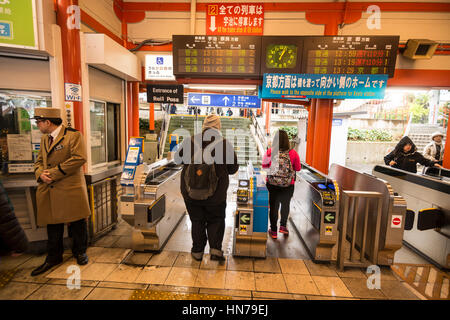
[269,229,277,239]
[279,226,289,235]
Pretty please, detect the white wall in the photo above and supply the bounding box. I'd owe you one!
[329,117,350,167]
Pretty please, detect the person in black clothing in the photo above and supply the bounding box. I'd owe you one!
[170,104,177,115]
[0,181,28,256]
[384,136,442,173]
[175,114,239,262]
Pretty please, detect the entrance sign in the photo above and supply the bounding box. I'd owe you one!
[262,73,388,100]
[188,93,260,108]
[206,3,264,35]
[147,84,184,104]
[0,0,38,49]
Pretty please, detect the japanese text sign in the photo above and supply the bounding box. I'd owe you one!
[261,73,388,100]
[206,3,264,35]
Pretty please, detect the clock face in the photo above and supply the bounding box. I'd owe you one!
[266,44,297,69]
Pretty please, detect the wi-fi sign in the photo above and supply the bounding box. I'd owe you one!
[71,87,79,94]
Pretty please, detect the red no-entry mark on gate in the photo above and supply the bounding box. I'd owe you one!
[392,217,401,225]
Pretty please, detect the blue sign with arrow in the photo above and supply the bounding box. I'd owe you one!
[188,93,261,109]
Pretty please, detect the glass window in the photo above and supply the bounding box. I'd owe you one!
[90,101,107,165]
[0,90,51,173]
[90,100,120,166]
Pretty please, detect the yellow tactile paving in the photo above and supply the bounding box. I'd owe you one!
[0,269,17,288]
[129,289,232,300]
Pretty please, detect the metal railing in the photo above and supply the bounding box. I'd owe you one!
[251,112,268,150]
[337,190,384,271]
[158,111,171,159]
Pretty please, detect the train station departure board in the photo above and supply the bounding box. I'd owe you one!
[172,35,261,78]
[172,35,400,78]
[302,36,399,77]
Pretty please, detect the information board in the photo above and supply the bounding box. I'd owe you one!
[173,35,261,78]
[302,36,399,77]
[188,93,260,108]
[173,35,400,79]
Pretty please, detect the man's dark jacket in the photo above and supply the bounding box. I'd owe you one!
[0,181,28,255]
[175,129,239,206]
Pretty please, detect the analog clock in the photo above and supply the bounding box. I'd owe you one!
[266,44,298,69]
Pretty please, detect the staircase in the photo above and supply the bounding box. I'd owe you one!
[408,124,446,153]
[163,116,261,166]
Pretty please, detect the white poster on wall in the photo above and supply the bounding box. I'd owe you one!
[7,134,32,161]
[145,54,175,81]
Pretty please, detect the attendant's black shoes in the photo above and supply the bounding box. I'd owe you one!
[210,254,225,262]
[30,261,62,277]
[76,253,89,265]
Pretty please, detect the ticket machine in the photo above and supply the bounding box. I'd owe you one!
[232,163,269,258]
[119,138,185,251]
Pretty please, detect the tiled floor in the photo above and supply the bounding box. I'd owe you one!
[0,175,435,300]
[0,246,425,300]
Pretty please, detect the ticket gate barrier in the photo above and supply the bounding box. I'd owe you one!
[119,159,186,251]
[329,164,407,268]
[289,163,340,262]
[232,164,269,258]
[373,165,450,269]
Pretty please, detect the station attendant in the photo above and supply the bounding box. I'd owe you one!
[31,108,90,276]
[262,130,301,239]
[423,132,445,164]
[384,136,442,174]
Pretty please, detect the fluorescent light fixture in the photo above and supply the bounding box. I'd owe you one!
[185,84,257,91]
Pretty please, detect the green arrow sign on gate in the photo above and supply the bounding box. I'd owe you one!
[324,212,336,224]
[240,213,251,225]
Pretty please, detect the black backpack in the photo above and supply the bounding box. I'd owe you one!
[184,140,220,200]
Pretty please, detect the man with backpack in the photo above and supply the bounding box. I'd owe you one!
[174,114,239,261]
[262,130,301,239]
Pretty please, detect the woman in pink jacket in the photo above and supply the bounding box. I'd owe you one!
[262,130,301,239]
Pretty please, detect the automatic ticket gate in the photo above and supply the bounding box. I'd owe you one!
[232,164,269,258]
[329,164,408,267]
[373,165,450,269]
[289,163,340,262]
[119,159,186,251]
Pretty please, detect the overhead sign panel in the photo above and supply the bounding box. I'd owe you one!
[173,35,261,78]
[261,73,388,100]
[302,36,399,77]
[188,93,260,108]
[173,35,399,79]
[147,84,184,104]
[206,3,264,35]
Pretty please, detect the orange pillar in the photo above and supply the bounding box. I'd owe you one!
[443,123,450,169]
[305,99,317,165]
[132,82,140,137]
[312,99,334,173]
[149,103,155,133]
[56,0,83,132]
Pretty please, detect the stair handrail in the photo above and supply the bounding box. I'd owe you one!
[158,111,171,159]
[251,112,268,150]
[403,111,413,137]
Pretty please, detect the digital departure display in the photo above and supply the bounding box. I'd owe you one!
[302,36,399,77]
[173,35,261,78]
[173,35,399,78]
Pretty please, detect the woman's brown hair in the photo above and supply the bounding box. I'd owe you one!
[273,130,290,152]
